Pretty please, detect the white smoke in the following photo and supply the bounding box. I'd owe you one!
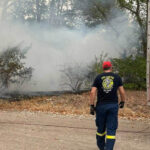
[0,7,139,91]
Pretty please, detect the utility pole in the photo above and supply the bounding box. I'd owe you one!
[147,0,150,105]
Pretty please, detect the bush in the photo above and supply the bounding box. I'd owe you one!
[60,64,89,93]
[112,55,146,90]
[86,53,109,86]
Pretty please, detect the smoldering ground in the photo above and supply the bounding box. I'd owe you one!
[0,1,140,92]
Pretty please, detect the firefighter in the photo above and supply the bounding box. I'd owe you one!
[90,61,125,150]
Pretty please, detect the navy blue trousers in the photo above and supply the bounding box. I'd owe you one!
[95,103,119,150]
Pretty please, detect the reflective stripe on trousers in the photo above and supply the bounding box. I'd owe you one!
[96,131,106,137]
[97,132,116,140]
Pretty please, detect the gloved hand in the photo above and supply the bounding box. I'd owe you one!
[119,101,125,109]
[90,105,95,115]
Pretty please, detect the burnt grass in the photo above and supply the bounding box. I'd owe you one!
[0,90,149,120]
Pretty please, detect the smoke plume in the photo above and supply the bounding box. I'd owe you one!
[0,1,140,91]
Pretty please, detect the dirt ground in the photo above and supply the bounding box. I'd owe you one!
[0,111,149,150]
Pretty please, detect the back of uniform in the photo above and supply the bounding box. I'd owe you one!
[93,72,123,104]
[92,72,123,150]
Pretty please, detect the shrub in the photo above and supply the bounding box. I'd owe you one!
[112,55,146,90]
[0,45,33,89]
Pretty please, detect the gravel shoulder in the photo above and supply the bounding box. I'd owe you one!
[0,111,149,150]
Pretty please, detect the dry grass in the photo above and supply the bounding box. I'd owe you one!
[0,90,150,119]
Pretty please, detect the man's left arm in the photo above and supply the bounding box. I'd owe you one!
[90,87,97,115]
[90,87,97,105]
[118,86,126,108]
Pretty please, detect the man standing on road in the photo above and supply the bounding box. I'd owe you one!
[90,61,126,150]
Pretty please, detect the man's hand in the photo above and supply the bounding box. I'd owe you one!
[119,101,125,109]
[90,105,95,115]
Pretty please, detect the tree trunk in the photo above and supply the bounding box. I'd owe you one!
[36,0,41,22]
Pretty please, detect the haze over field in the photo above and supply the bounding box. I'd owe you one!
[0,0,140,91]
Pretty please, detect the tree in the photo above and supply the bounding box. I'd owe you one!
[0,46,33,89]
[72,0,115,27]
[48,0,67,26]
[0,0,13,21]
[117,0,147,57]
[35,0,47,23]
[0,0,48,23]
[1,0,72,26]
